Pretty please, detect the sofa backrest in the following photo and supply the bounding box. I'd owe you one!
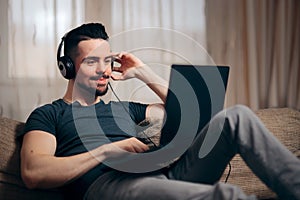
[0,117,64,200]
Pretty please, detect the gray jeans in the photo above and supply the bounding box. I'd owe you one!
[84,105,300,200]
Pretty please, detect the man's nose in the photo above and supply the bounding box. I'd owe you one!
[95,61,108,74]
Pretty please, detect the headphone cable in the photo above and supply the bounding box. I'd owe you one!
[108,82,158,149]
[224,162,231,183]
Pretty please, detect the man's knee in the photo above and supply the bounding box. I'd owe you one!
[225,104,255,122]
[228,104,252,115]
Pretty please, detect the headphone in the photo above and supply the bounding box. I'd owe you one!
[56,34,76,79]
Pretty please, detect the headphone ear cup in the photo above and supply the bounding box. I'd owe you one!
[58,56,75,79]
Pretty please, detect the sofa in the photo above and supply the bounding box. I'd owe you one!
[0,107,299,200]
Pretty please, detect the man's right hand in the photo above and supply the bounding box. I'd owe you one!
[101,137,150,160]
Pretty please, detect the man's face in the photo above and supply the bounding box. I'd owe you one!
[74,39,113,97]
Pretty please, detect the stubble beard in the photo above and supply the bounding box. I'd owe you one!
[76,82,109,99]
[95,85,109,97]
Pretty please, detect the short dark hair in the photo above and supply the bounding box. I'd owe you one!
[64,23,109,57]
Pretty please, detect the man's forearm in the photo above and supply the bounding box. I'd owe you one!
[135,65,168,103]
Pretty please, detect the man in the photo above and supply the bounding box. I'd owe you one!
[20,23,300,200]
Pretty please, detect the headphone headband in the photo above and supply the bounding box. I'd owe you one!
[57,36,65,65]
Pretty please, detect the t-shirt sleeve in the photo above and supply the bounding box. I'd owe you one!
[129,102,148,124]
[23,105,57,137]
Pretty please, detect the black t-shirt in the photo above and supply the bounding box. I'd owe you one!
[23,99,148,199]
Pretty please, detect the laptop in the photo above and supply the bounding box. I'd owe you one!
[159,64,230,147]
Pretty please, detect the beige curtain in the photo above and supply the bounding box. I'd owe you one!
[0,0,84,122]
[0,0,207,122]
[206,0,300,110]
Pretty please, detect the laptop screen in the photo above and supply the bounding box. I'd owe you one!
[160,65,230,146]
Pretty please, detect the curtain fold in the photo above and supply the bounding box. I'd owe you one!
[206,0,300,110]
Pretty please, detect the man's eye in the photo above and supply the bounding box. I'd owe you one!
[84,59,98,66]
[104,59,112,64]
[87,60,96,65]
